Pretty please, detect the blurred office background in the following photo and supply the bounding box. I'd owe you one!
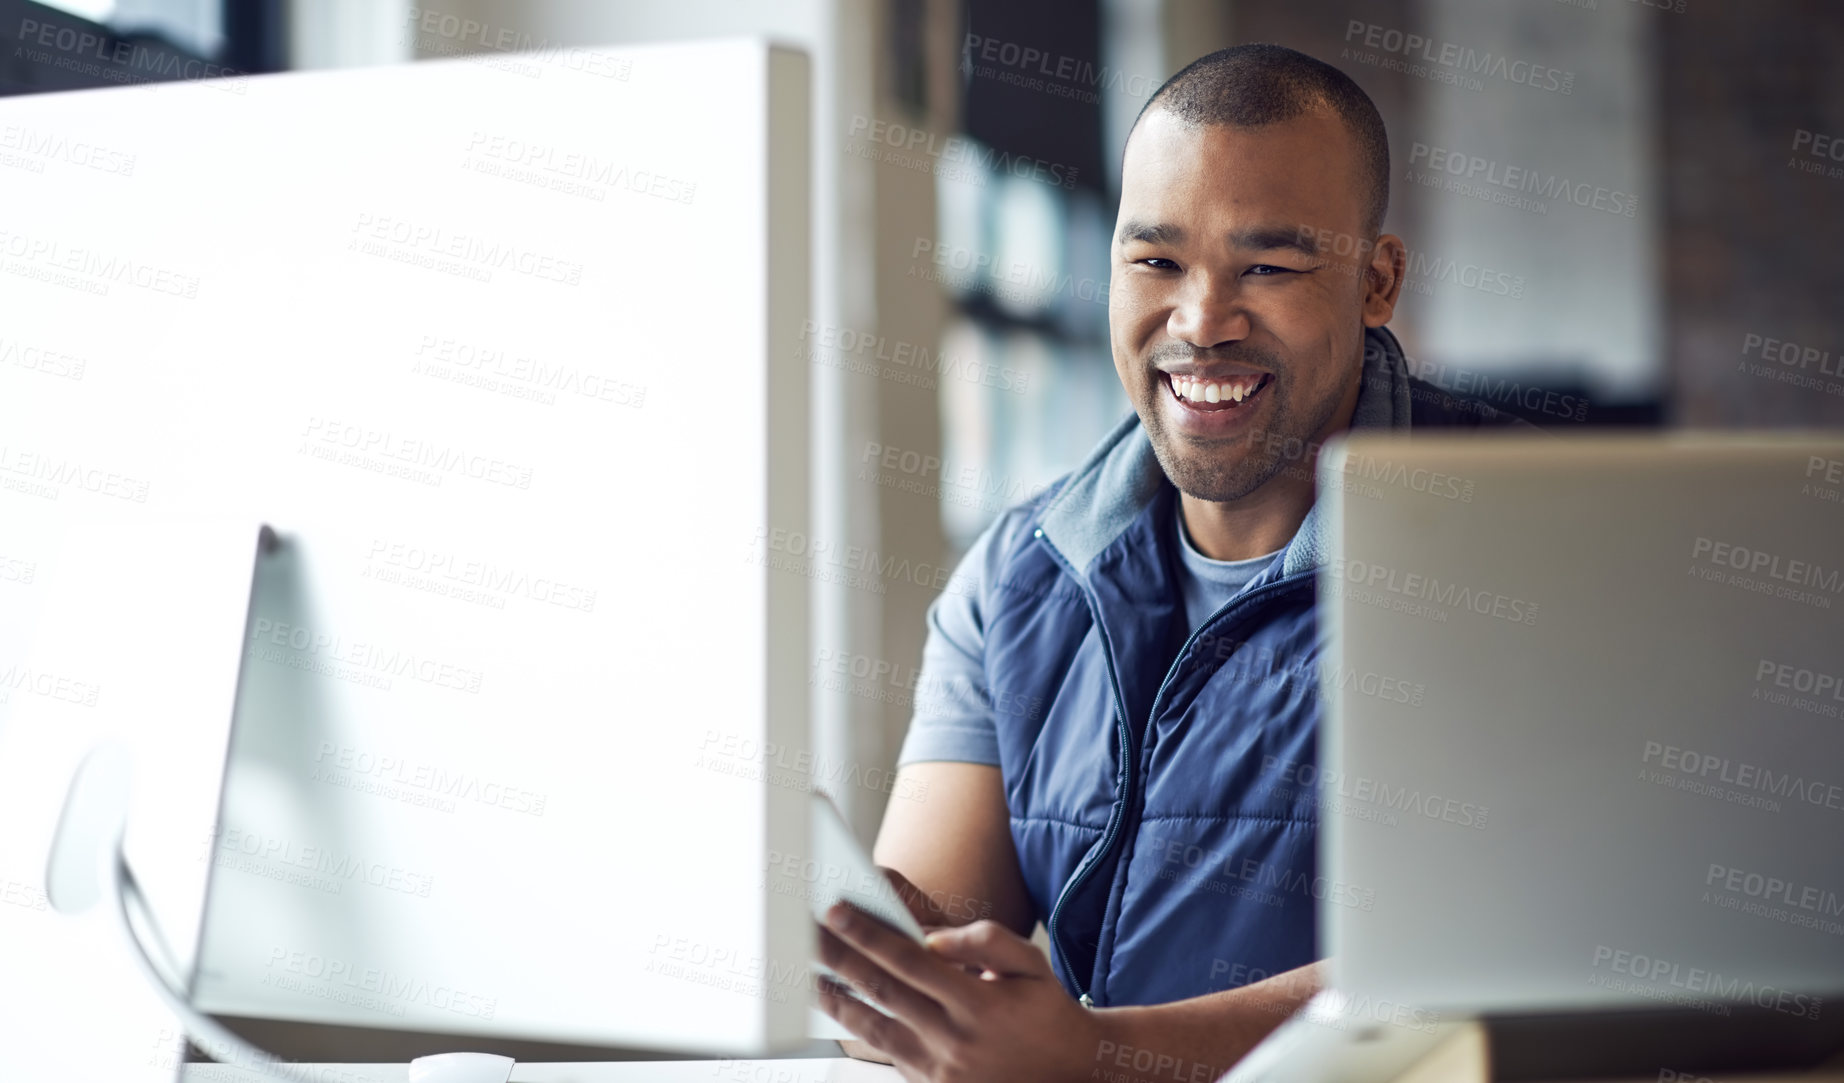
[6,0,1842,841]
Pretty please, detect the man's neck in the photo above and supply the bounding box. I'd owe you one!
[1179,371,1364,562]
[1179,481,1314,562]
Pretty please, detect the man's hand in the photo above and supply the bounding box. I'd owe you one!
[818,902,1108,1082]
[837,865,984,1066]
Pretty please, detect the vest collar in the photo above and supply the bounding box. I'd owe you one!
[1037,325,1414,579]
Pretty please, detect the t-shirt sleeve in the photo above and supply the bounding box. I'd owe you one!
[894,508,1035,768]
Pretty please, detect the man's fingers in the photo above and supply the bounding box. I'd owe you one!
[815,975,931,1067]
[922,919,1052,978]
[915,923,981,973]
[826,902,978,1006]
[817,926,947,1029]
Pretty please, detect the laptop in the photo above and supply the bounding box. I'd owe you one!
[1228,433,1844,1081]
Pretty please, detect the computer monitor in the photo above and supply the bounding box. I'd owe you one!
[1320,433,1844,1021]
[0,37,814,1062]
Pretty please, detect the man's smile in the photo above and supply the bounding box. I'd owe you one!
[1158,367,1276,435]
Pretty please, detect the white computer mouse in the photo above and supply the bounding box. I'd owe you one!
[407,1051,515,1083]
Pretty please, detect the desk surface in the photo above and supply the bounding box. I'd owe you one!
[173,1051,1844,1083]
[169,1022,1844,1083]
[180,1058,902,1082]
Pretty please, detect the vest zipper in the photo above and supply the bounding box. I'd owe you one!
[1036,532,1312,1007]
[1035,532,1138,1009]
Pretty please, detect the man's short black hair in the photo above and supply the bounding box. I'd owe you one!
[1131,44,1391,237]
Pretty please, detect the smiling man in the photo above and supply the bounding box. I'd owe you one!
[816,44,1528,1079]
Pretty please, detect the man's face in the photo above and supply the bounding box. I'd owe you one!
[1109,107,1396,503]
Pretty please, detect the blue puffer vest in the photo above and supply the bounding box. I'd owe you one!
[983,327,1526,1007]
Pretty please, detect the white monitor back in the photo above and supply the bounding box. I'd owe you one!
[1321,434,1844,1017]
[0,39,812,1057]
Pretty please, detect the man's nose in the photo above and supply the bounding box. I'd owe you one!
[1166,273,1251,348]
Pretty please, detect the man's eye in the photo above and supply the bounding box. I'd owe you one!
[1246,264,1296,276]
[1137,258,1178,271]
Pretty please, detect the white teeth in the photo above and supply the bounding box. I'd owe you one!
[1172,373,1265,404]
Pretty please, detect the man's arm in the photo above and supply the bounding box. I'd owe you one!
[871,761,1036,936]
[1095,960,1326,1075]
[869,506,1040,937]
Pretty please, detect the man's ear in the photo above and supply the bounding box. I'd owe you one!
[1362,234,1408,328]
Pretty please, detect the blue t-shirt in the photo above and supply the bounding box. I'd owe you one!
[1171,500,1283,639]
[896,500,1283,767]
